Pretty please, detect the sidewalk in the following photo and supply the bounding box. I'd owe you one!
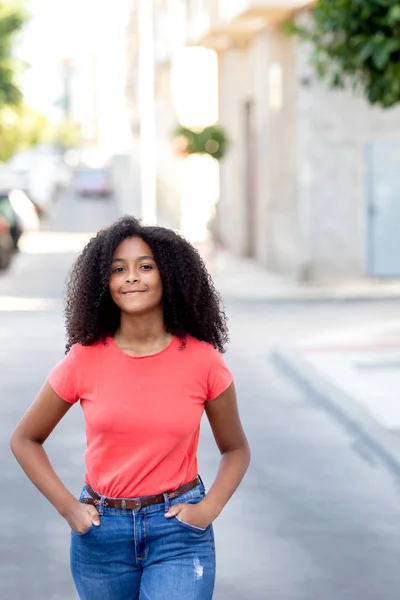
[273,321,400,480]
[203,246,400,478]
[202,247,400,302]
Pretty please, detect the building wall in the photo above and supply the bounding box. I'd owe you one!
[154,63,182,229]
[217,29,300,274]
[154,0,186,228]
[125,0,183,226]
[262,28,300,277]
[296,38,400,280]
[126,0,219,237]
[218,46,251,255]
[252,32,271,267]
[170,45,219,241]
[216,13,400,280]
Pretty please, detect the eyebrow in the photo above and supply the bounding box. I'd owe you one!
[111,255,154,263]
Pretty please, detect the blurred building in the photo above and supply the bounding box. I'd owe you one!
[184,1,400,281]
[57,55,99,145]
[19,0,131,154]
[126,0,182,228]
[126,0,219,239]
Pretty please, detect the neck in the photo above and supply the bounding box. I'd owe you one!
[117,307,167,345]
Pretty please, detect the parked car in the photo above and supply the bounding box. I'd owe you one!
[20,188,46,219]
[0,191,22,249]
[74,167,112,197]
[8,188,40,232]
[5,145,72,214]
[0,188,40,250]
[0,216,13,270]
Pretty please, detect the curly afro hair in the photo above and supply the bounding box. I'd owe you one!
[65,215,229,353]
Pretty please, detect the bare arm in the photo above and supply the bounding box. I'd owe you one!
[166,382,250,525]
[201,382,250,519]
[10,382,98,531]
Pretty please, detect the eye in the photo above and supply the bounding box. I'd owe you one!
[140,264,153,271]
[112,267,125,274]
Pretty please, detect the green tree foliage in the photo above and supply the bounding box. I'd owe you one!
[173,124,229,160]
[51,122,82,149]
[0,104,49,162]
[0,2,53,162]
[0,1,27,109]
[286,0,400,108]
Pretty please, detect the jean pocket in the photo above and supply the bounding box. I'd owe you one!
[174,516,208,533]
[71,523,95,537]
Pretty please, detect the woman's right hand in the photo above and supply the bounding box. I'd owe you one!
[65,501,101,534]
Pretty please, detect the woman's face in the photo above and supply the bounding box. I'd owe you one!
[109,236,163,315]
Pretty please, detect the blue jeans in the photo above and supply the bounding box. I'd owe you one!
[70,480,216,600]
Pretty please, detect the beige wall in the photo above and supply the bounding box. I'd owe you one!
[262,28,300,276]
[218,46,251,255]
[217,29,300,274]
[154,63,182,229]
[216,14,400,280]
[296,40,400,279]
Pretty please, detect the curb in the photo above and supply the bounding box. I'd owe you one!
[216,291,400,305]
[271,347,400,483]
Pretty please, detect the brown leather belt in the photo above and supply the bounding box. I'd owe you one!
[82,476,201,510]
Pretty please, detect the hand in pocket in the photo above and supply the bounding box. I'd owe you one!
[65,501,101,534]
[165,501,211,530]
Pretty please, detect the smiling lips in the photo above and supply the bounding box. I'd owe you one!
[122,289,147,294]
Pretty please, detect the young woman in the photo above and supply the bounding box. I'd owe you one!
[10,216,250,600]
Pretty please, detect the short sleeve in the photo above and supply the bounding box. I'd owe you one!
[48,344,81,404]
[207,348,233,401]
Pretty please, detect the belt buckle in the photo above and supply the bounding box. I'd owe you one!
[167,490,179,500]
[125,499,141,510]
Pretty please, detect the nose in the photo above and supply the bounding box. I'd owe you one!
[126,275,139,284]
[125,269,139,284]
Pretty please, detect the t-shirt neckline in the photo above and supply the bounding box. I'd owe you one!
[107,335,178,359]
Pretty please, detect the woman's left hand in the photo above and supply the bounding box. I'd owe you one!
[164,501,213,529]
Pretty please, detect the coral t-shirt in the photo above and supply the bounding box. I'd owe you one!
[48,335,233,498]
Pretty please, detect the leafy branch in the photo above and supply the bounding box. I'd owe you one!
[172,124,229,161]
[0,1,28,108]
[285,0,400,108]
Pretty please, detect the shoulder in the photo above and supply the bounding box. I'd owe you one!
[70,339,109,353]
[48,340,108,401]
[66,339,108,364]
[183,335,226,365]
[67,341,92,357]
[184,335,220,355]
[183,337,233,401]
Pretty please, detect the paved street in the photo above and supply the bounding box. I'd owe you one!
[2,191,400,600]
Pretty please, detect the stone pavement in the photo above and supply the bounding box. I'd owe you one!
[273,320,400,481]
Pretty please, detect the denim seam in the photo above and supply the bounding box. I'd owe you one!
[133,512,139,566]
[141,512,149,562]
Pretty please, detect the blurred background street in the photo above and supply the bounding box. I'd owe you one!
[3,1,400,599]
[3,189,400,600]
